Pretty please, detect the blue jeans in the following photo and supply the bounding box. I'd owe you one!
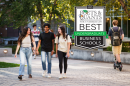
[41,51,52,74]
[19,47,32,75]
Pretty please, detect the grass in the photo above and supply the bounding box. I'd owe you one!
[0,62,20,68]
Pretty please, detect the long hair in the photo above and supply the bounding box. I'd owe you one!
[18,27,33,44]
[56,26,66,39]
[50,29,54,33]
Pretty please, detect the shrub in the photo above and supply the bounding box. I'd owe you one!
[107,45,112,51]
[107,42,130,52]
[122,42,130,52]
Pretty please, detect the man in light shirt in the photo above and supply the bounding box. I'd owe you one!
[31,24,40,59]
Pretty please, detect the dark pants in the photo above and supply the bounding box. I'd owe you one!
[58,50,68,74]
[31,41,38,47]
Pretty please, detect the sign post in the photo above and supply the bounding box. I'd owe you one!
[74,6,106,49]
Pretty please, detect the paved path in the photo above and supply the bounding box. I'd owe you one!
[0,56,130,86]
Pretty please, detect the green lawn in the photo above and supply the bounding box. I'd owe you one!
[0,62,20,68]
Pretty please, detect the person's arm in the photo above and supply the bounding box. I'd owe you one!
[36,33,41,51]
[56,43,58,57]
[121,29,124,40]
[36,40,41,51]
[66,35,71,57]
[15,42,20,58]
[66,42,71,57]
[51,39,54,56]
[51,33,55,56]
[109,36,111,40]
[121,34,124,40]
[32,36,36,50]
[52,40,54,51]
[55,36,58,57]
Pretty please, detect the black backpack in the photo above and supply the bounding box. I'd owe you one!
[111,27,121,46]
[58,34,71,49]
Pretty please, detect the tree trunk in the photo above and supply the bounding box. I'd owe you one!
[49,13,52,25]
[53,0,57,33]
[37,1,44,31]
[49,0,57,26]
[118,0,130,18]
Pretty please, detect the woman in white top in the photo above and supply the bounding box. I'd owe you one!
[15,27,36,80]
[55,26,71,79]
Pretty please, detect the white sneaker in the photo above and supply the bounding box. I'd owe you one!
[63,74,67,78]
[59,74,63,79]
[42,70,46,77]
[34,55,36,59]
[34,56,36,59]
[47,74,51,78]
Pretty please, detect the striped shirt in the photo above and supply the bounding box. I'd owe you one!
[31,29,40,41]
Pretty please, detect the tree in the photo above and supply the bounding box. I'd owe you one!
[0,0,74,30]
[118,0,130,18]
[0,0,130,29]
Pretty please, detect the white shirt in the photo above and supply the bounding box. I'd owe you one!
[21,36,31,47]
[55,34,71,52]
[31,29,40,41]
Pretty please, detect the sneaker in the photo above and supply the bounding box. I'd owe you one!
[119,62,123,68]
[63,74,67,78]
[28,74,32,78]
[18,75,22,80]
[34,55,36,59]
[42,70,46,77]
[59,74,63,79]
[47,74,51,78]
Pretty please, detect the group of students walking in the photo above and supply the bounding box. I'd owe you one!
[15,23,71,80]
[14,19,124,80]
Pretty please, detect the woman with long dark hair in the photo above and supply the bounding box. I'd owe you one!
[55,26,71,79]
[15,27,36,80]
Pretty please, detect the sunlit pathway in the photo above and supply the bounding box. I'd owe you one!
[0,56,130,86]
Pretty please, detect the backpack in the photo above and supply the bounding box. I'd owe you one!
[58,34,72,49]
[111,27,121,46]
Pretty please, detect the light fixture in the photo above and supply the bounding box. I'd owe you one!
[107,18,109,21]
[91,52,94,57]
[70,51,74,55]
[3,49,8,54]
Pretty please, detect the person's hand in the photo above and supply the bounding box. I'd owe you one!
[33,50,36,54]
[15,54,17,58]
[55,54,58,58]
[36,50,39,55]
[51,51,54,56]
[32,47,34,50]
[66,52,70,58]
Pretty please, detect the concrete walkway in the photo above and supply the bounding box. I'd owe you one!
[0,56,130,86]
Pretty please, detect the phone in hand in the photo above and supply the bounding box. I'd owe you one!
[65,55,68,58]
